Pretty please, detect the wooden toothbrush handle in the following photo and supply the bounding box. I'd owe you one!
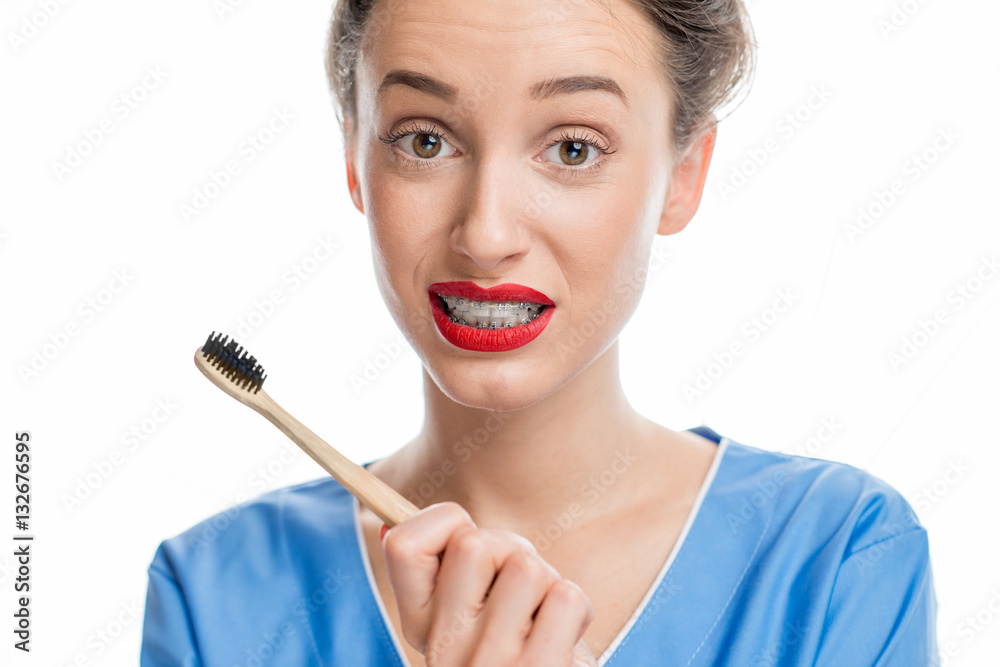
[252,390,419,527]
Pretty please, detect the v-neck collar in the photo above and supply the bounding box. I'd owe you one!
[352,429,731,667]
[598,434,728,665]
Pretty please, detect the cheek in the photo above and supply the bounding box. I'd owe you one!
[364,174,432,273]
[361,175,414,308]
[362,170,456,332]
[362,148,458,249]
[546,184,654,301]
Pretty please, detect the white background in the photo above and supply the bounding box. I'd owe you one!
[2,0,998,665]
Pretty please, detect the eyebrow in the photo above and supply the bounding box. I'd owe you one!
[377,69,629,109]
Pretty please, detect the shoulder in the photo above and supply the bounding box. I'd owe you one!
[142,477,407,664]
[642,431,938,663]
[150,475,356,578]
[716,436,925,554]
[711,440,939,663]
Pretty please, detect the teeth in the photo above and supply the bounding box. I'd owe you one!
[438,294,546,329]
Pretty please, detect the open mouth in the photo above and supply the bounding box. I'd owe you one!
[436,294,547,329]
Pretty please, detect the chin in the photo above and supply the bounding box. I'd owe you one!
[425,358,557,412]
[429,346,599,414]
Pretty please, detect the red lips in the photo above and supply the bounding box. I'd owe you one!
[428,282,554,305]
[427,282,556,352]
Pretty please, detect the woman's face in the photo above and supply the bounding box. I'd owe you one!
[346,0,704,411]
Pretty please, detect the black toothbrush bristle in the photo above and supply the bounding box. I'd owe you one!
[201,331,267,393]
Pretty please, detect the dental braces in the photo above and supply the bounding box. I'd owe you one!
[446,313,540,327]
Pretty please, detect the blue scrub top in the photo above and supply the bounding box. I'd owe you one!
[140,427,939,665]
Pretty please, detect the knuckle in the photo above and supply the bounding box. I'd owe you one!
[382,529,419,562]
[549,579,591,611]
[506,531,539,554]
[450,526,489,561]
[426,500,474,526]
[507,547,549,580]
[478,527,535,554]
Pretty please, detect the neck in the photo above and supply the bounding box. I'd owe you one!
[383,342,662,537]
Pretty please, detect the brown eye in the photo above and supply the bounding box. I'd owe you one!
[411,133,442,159]
[558,141,589,166]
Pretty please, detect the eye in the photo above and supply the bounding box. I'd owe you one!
[400,132,451,159]
[544,139,598,167]
[377,123,456,166]
[377,123,614,176]
[541,130,614,174]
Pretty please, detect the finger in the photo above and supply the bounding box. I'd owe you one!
[466,547,562,664]
[431,526,532,620]
[382,502,475,646]
[523,579,595,665]
[428,530,542,659]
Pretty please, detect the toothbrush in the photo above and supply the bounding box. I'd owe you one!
[194,331,419,527]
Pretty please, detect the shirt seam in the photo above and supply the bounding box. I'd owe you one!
[876,561,931,666]
[683,486,777,666]
[147,561,205,666]
[818,527,930,666]
[845,524,926,558]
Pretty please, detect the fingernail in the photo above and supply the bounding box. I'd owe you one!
[380,523,390,541]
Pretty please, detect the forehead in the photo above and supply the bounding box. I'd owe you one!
[358,0,666,114]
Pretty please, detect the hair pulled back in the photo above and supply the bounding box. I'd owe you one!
[325,0,755,152]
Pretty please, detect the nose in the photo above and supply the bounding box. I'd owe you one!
[449,153,531,272]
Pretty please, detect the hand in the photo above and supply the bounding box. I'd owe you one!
[381,502,599,667]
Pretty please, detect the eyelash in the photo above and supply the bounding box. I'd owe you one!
[377,122,615,177]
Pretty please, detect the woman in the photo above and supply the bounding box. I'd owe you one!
[141,0,938,664]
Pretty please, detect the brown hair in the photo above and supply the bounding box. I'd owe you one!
[325,0,755,153]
